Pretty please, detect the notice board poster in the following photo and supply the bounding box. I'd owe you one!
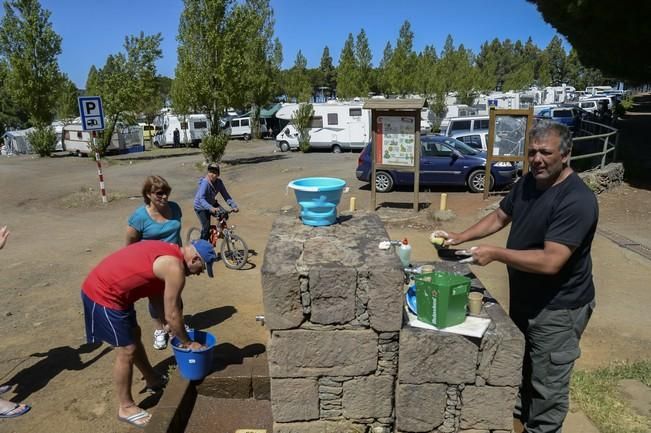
[375,116,416,167]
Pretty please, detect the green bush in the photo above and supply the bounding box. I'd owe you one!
[200,132,229,163]
[27,125,57,157]
[292,103,314,153]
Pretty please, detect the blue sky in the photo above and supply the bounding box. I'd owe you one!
[31,0,567,88]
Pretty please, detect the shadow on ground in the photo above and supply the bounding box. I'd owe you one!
[2,342,111,402]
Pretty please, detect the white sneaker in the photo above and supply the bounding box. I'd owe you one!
[153,329,168,350]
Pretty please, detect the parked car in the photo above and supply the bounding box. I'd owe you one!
[535,105,594,131]
[356,135,517,193]
[444,115,490,136]
[450,129,489,151]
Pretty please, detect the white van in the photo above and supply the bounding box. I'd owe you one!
[445,115,490,136]
[275,102,370,153]
[153,113,210,147]
[225,115,268,140]
[450,130,489,152]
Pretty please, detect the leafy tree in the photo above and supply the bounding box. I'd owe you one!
[174,0,238,134]
[85,32,162,153]
[355,29,373,97]
[291,102,313,152]
[385,21,417,96]
[376,41,393,95]
[539,35,566,86]
[336,33,357,100]
[26,125,56,156]
[0,0,63,126]
[318,46,336,91]
[226,0,276,138]
[0,59,28,134]
[565,48,604,91]
[527,0,651,82]
[270,37,284,97]
[285,50,312,102]
[55,75,79,122]
[416,45,438,98]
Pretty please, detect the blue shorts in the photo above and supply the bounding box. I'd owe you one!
[81,291,138,347]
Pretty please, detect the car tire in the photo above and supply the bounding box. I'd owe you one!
[243,133,251,141]
[332,144,342,153]
[279,141,290,152]
[467,169,494,193]
[375,171,394,193]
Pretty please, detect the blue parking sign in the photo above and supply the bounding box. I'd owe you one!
[78,96,105,131]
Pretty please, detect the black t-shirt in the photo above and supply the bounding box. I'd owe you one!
[500,171,598,313]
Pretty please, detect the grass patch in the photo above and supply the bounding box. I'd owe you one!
[571,360,651,433]
[59,186,128,208]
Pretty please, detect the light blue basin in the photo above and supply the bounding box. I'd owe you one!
[287,177,346,226]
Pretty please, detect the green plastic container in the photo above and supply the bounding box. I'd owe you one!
[415,271,471,328]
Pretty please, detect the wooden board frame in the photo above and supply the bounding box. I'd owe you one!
[370,109,421,211]
[483,107,534,199]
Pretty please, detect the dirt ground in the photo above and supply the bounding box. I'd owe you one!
[1,126,650,432]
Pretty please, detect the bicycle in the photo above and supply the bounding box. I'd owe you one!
[186,209,249,270]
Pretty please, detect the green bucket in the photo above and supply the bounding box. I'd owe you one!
[415,271,470,328]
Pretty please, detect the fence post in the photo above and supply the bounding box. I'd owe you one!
[601,135,610,169]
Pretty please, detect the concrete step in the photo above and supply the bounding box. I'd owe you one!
[184,396,272,433]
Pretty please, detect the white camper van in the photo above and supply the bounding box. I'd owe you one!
[225,115,268,140]
[275,102,370,152]
[63,124,143,156]
[153,113,210,147]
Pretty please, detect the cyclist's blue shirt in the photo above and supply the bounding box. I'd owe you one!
[127,201,182,245]
[193,176,237,211]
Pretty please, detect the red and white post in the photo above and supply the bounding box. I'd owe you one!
[92,131,108,204]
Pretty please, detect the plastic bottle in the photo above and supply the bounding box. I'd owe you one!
[398,238,412,268]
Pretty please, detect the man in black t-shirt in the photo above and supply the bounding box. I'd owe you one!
[434,120,597,433]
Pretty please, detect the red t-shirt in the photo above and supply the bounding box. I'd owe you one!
[82,240,184,310]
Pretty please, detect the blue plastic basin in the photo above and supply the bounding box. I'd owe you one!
[170,330,216,380]
[287,177,346,226]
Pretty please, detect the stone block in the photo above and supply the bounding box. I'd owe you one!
[342,376,394,419]
[271,378,320,422]
[262,238,304,330]
[269,330,377,378]
[399,326,478,384]
[486,328,524,387]
[273,420,363,433]
[196,362,251,399]
[459,386,518,430]
[367,266,404,332]
[308,266,357,325]
[395,383,447,432]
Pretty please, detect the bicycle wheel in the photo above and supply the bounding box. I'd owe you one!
[185,227,202,245]
[220,233,249,270]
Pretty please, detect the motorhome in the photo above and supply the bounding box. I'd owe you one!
[274,102,370,152]
[153,113,210,147]
[63,124,143,156]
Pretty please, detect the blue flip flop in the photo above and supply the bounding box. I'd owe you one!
[0,403,31,418]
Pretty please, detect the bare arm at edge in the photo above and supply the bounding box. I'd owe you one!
[468,240,576,275]
[125,226,142,245]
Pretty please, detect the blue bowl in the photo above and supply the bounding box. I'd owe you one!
[287,177,346,226]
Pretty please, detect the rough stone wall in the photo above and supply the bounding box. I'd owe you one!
[262,213,403,433]
[395,261,524,433]
[262,213,525,433]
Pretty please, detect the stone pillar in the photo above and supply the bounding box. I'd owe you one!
[262,212,404,433]
[396,261,524,433]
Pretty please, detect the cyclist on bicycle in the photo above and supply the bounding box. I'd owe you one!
[193,163,239,241]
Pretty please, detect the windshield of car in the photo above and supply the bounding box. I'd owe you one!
[437,137,480,155]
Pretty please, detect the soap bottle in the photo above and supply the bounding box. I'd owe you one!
[398,238,412,268]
